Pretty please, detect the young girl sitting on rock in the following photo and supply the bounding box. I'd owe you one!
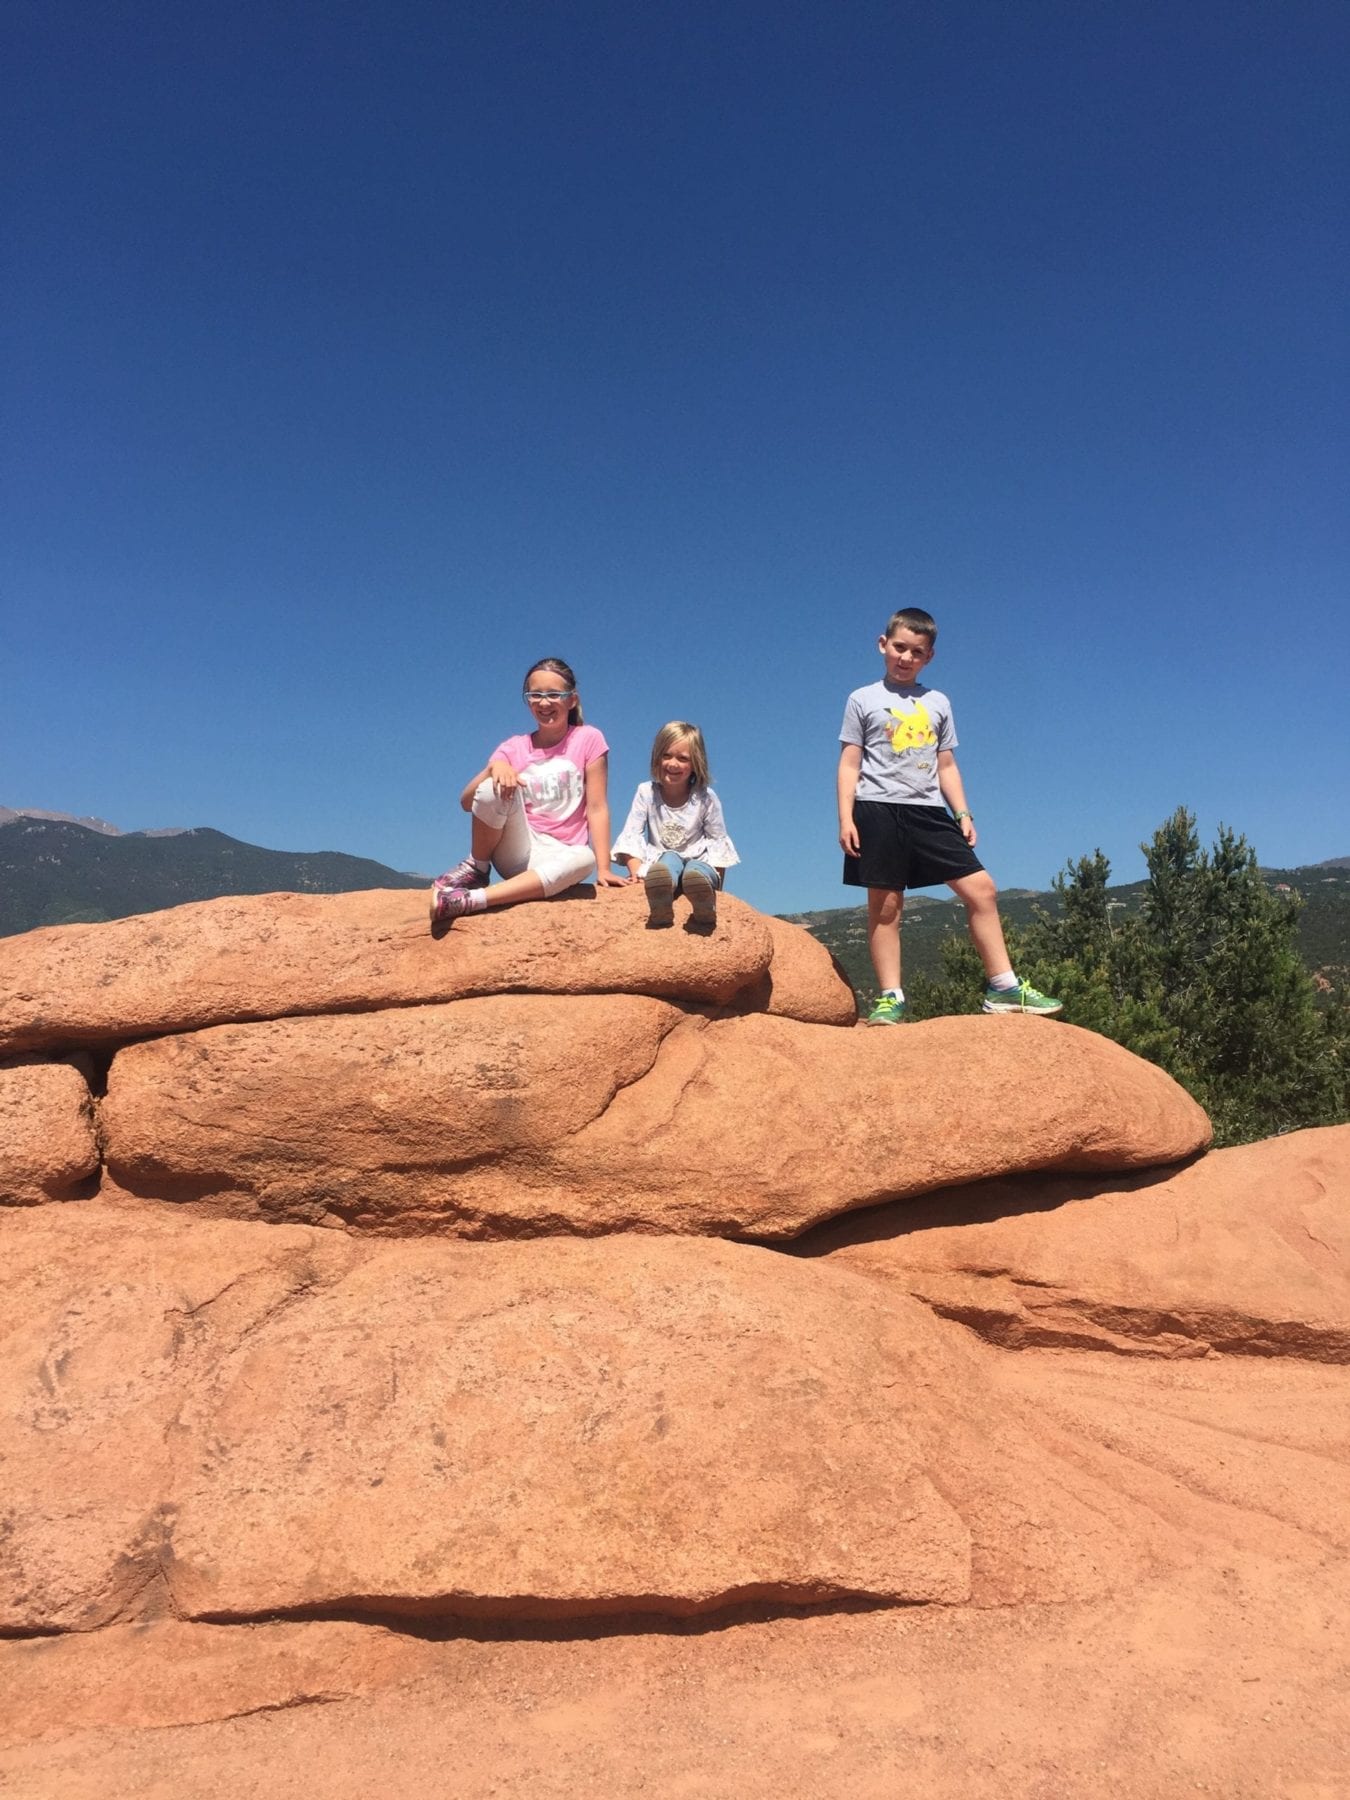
[613,721,739,926]
[430,656,627,927]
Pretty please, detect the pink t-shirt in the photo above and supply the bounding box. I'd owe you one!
[491,723,609,846]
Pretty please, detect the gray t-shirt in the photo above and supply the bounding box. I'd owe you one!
[839,680,957,806]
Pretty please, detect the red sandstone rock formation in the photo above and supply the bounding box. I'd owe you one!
[8,1198,1346,1640]
[2,1214,980,1627]
[0,1059,99,1205]
[804,1125,1350,1360]
[1,892,1345,1798]
[0,886,853,1057]
[99,1004,1209,1234]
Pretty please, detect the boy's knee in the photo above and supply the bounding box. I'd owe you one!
[962,873,998,910]
[867,889,903,925]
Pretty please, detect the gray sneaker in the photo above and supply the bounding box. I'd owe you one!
[682,865,718,926]
[644,861,675,926]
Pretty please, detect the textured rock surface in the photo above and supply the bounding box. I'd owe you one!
[101,994,685,1231]
[4,1355,1349,1796]
[805,1124,1350,1359]
[9,887,1349,1798]
[0,1207,356,1633]
[167,1238,975,1621]
[102,1007,1211,1234]
[571,1013,1210,1237]
[8,1196,1346,1644]
[0,1060,99,1205]
[0,885,776,1055]
[737,913,858,1025]
[6,1555,1350,1798]
[1,1206,982,1628]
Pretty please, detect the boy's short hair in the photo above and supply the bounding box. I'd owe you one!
[650,720,711,788]
[883,608,937,644]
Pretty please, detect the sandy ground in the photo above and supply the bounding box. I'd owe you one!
[5,1543,1348,1798]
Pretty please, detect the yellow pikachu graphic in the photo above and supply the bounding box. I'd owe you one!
[886,699,937,752]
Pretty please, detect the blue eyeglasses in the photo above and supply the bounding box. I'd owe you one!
[523,689,575,702]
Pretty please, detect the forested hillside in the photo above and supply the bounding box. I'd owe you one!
[788,814,1348,1147]
[0,817,425,935]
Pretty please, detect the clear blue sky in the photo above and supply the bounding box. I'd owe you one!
[5,0,1347,913]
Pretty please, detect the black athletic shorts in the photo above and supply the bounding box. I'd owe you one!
[843,801,984,892]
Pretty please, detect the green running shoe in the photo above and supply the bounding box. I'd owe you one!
[865,994,907,1026]
[982,979,1062,1016]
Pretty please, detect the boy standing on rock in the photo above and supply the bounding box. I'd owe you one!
[837,607,1063,1025]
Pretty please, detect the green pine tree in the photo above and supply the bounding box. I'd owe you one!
[1015,809,1345,1146]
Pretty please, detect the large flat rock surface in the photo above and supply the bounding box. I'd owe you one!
[4,1489,1347,1798]
[6,1118,1350,1796]
[100,1008,1210,1235]
[2,1205,985,1629]
[0,886,785,1054]
[5,1197,1347,1641]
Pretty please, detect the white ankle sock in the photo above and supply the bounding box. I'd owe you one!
[988,971,1018,991]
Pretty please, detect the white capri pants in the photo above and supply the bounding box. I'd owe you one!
[472,781,597,897]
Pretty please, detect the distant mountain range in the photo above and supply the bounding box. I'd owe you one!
[0,806,187,838]
[0,812,426,936]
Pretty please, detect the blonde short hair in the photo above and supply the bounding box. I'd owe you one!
[650,721,710,788]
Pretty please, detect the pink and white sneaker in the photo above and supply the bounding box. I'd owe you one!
[434,857,489,891]
[430,884,483,927]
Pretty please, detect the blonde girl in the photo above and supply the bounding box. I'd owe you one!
[613,721,739,926]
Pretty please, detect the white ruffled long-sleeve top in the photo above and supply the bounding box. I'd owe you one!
[612,782,740,876]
